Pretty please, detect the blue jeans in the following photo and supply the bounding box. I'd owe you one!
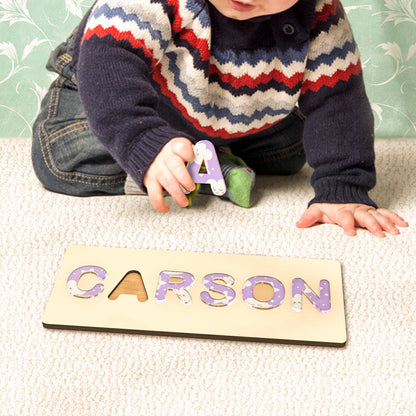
[32,31,306,196]
[31,29,127,196]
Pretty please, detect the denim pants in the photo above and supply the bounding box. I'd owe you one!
[31,29,127,196]
[31,31,306,197]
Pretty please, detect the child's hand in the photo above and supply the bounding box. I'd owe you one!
[296,203,408,237]
[144,137,196,212]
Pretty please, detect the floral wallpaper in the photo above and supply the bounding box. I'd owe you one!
[0,0,415,138]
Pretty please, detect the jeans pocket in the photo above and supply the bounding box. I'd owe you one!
[32,76,126,196]
[46,121,123,177]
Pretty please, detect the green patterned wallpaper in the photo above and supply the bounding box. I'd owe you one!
[0,0,415,138]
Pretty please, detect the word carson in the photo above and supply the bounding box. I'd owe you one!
[67,266,331,314]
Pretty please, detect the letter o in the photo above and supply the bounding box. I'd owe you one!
[242,276,285,309]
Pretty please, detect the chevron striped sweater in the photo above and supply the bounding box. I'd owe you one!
[73,0,376,207]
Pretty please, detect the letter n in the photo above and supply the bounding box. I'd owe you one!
[292,278,331,313]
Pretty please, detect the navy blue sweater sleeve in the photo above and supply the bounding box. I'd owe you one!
[76,27,192,191]
[298,0,377,207]
[300,71,376,207]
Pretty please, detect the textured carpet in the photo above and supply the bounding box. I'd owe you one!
[0,138,415,415]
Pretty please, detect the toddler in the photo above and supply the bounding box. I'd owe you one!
[31,0,408,237]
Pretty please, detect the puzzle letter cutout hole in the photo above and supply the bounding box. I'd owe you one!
[43,246,347,347]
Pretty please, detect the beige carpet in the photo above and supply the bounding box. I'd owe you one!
[0,138,415,415]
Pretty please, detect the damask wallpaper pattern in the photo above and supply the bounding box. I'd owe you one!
[0,0,415,138]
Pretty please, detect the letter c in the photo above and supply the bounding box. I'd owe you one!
[66,266,107,298]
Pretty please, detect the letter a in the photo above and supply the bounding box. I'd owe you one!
[186,140,226,196]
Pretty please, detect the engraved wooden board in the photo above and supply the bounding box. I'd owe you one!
[42,246,347,347]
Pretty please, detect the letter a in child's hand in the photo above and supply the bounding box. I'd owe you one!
[186,140,226,196]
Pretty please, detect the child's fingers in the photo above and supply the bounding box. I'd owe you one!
[297,203,407,237]
[146,174,189,211]
[166,154,195,193]
[145,180,169,212]
[334,210,356,236]
[375,208,408,227]
[367,210,400,235]
[296,205,324,228]
[353,207,388,237]
[144,137,196,211]
[158,170,190,208]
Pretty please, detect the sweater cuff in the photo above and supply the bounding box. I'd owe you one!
[309,178,378,208]
[125,125,194,192]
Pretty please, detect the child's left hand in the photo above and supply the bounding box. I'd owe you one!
[296,203,408,237]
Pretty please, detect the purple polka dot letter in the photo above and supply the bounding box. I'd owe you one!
[186,140,226,196]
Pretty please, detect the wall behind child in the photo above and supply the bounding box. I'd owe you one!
[0,0,415,138]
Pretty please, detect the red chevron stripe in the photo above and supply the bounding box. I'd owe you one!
[165,0,183,32]
[301,60,362,94]
[180,29,210,61]
[83,25,159,63]
[84,23,210,64]
[165,0,211,61]
[311,0,340,30]
[209,64,304,89]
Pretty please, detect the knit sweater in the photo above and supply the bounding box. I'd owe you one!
[73,0,377,207]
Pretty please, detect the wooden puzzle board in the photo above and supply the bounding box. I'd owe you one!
[42,246,347,347]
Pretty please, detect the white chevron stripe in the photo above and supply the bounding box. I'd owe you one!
[308,17,353,60]
[183,110,294,134]
[176,0,211,43]
[87,14,169,61]
[304,49,360,82]
[209,55,307,79]
[91,0,211,42]
[92,0,171,37]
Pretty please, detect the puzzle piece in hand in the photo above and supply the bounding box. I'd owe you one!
[186,140,226,196]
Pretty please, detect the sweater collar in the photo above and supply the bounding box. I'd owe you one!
[206,0,314,51]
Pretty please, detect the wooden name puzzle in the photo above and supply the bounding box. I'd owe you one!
[42,246,347,347]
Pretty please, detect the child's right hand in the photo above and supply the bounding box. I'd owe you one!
[143,137,196,212]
